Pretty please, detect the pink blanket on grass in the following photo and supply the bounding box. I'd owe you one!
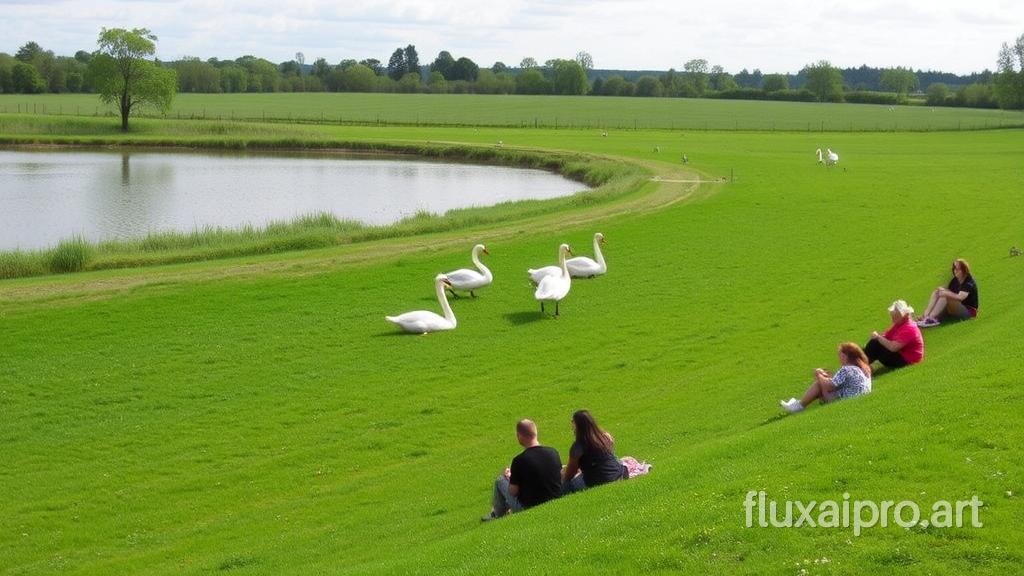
[622,456,652,478]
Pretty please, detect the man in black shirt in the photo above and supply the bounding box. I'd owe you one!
[483,419,563,521]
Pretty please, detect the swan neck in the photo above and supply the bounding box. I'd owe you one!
[559,248,570,278]
[472,250,492,280]
[593,237,606,269]
[436,281,456,325]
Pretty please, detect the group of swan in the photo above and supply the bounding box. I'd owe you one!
[815,148,840,166]
[386,233,607,333]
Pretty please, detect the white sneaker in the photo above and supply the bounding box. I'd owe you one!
[780,398,804,413]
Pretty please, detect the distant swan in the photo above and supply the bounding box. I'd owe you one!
[566,233,607,278]
[816,148,839,166]
[386,274,457,334]
[444,244,492,298]
[534,244,572,316]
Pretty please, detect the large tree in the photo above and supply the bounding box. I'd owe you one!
[801,60,844,102]
[430,50,456,80]
[994,33,1024,110]
[551,59,588,95]
[403,45,420,78]
[88,28,176,131]
[879,67,919,102]
[387,48,406,81]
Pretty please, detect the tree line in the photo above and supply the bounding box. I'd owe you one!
[3,36,1023,110]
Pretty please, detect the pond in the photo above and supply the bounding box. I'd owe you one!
[0,148,590,251]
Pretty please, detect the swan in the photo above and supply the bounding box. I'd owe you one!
[385,274,457,334]
[827,148,839,166]
[534,244,572,316]
[444,244,492,298]
[815,148,839,167]
[566,232,607,278]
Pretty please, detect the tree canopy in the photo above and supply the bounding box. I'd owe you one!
[88,28,176,131]
[801,60,844,102]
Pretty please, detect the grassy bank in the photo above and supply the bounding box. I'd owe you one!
[3,92,1024,131]
[2,116,1023,574]
[0,118,649,279]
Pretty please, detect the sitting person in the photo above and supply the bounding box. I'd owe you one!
[781,342,873,413]
[483,419,562,521]
[917,258,979,327]
[563,410,627,494]
[863,299,924,369]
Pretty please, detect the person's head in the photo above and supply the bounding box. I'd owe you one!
[571,410,613,454]
[952,258,971,280]
[515,419,538,447]
[888,299,914,324]
[838,342,872,377]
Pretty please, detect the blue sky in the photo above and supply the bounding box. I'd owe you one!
[3,0,1022,73]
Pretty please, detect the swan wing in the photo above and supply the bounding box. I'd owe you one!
[535,275,571,301]
[386,311,452,333]
[445,268,488,289]
[566,256,603,277]
[528,265,560,285]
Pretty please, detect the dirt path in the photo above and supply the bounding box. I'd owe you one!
[0,156,721,310]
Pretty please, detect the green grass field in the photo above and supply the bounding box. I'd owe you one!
[3,92,1024,131]
[2,100,1024,575]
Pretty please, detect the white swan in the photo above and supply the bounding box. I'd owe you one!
[816,148,839,166]
[827,148,839,166]
[534,244,572,316]
[566,232,607,278]
[444,244,492,297]
[385,274,457,334]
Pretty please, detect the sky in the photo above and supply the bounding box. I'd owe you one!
[3,0,1022,74]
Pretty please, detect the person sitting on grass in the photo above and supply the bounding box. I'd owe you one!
[781,342,873,413]
[917,258,979,327]
[483,419,562,522]
[562,410,627,494]
[863,299,924,370]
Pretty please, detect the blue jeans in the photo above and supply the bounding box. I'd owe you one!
[491,475,523,517]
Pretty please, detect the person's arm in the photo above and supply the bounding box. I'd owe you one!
[939,287,968,301]
[562,456,580,484]
[871,330,907,353]
[507,464,520,497]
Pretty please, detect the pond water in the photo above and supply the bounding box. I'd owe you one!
[0,148,590,251]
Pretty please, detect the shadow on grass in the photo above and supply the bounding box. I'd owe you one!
[504,311,548,325]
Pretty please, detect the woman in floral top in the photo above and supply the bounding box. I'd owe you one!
[781,342,873,413]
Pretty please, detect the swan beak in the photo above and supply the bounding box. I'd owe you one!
[599,238,607,245]
[482,248,490,255]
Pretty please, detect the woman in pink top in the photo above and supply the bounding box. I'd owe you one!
[863,299,924,369]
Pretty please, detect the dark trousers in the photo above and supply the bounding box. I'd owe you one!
[864,339,909,368]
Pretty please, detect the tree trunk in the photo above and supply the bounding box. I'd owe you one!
[120,94,130,132]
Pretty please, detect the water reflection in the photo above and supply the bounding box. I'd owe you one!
[0,149,589,250]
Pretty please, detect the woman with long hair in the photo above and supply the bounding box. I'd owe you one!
[917,258,979,327]
[781,342,873,413]
[562,410,626,493]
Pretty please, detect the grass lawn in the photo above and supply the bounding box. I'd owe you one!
[2,92,1024,131]
[1,111,1023,574]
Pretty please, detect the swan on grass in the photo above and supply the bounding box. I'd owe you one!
[566,232,607,278]
[444,244,492,298]
[816,148,839,167]
[385,274,457,334]
[534,243,572,316]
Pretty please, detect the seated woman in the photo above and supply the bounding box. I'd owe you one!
[781,342,872,413]
[562,410,626,494]
[863,299,924,369]
[917,259,979,327]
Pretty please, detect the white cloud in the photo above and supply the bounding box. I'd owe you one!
[2,0,1022,73]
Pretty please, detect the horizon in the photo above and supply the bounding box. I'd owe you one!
[3,0,1022,76]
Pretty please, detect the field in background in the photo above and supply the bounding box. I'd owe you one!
[2,92,1024,131]
[2,108,1024,575]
